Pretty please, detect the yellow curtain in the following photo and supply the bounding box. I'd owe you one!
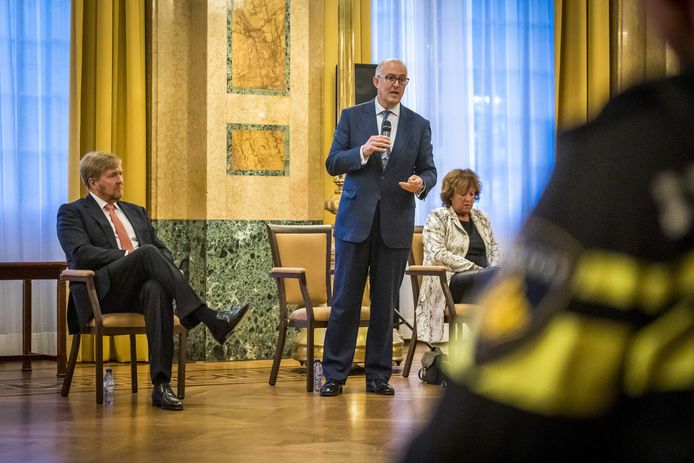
[554,0,611,131]
[68,0,148,362]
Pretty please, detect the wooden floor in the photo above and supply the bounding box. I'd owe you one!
[0,343,442,463]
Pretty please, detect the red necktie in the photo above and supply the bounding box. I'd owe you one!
[105,203,134,251]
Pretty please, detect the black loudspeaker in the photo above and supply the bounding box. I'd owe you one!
[335,63,378,123]
[355,63,377,104]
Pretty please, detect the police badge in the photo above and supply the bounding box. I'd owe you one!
[474,217,583,363]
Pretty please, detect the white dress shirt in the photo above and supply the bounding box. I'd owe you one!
[90,192,140,252]
[360,100,401,165]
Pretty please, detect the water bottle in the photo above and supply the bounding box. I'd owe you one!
[312,360,323,392]
[103,368,115,405]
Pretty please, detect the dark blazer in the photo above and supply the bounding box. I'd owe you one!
[57,194,172,333]
[326,100,437,248]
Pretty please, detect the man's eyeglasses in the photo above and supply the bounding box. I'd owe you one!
[378,75,410,85]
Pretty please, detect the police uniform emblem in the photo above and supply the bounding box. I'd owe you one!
[474,217,583,363]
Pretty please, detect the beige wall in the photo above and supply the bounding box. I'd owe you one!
[149,0,325,222]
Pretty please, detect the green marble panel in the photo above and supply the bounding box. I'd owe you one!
[153,219,320,362]
[152,220,208,360]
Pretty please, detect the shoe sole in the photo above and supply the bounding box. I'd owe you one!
[151,399,184,410]
[366,387,395,395]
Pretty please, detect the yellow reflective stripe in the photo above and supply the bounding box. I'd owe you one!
[572,249,694,313]
[679,250,694,295]
[463,313,631,417]
[623,299,694,396]
[572,251,639,310]
[446,331,475,379]
[640,263,673,315]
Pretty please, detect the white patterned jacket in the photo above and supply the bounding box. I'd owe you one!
[414,206,501,343]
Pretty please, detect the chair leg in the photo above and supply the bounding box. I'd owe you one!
[402,325,418,377]
[61,334,81,397]
[177,330,186,399]
[306,327,314,393]
[95,333,104,404]
[393,308,418,377]
[129,334,138,393]
[269,320,288,386]
[455,320,470,363]
[449,322,463,364]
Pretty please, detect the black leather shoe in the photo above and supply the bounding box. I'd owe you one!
[151,384,183,410]
[366,379,395,395]
[319,379,343,397]
[212,303,250,345]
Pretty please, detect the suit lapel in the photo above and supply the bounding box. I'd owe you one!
[392,105,412,154]
[358,100,382,172]
[83,195,119,249]
[360,100,379,140]
[384,105,413,174]
[119,202,145,245]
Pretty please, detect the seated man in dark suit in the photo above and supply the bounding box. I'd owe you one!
[57,151,249,411]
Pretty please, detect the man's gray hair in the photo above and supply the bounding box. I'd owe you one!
[375,58,407,76]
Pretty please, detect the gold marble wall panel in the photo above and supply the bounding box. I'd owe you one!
[227,0,289,94]
[227,124,289,175]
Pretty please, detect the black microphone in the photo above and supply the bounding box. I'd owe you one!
[381,119,392,158]
[381,119,392,138]
[380,119,392,167]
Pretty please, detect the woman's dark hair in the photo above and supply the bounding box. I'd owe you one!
[440,169,481,207]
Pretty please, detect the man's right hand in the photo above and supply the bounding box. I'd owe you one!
[361,135,391,159]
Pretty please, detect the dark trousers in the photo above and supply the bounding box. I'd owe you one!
[322,207,409,384]
[99,245,203,385]
[449,266,500,303]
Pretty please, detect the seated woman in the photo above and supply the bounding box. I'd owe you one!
[415,168,501,343]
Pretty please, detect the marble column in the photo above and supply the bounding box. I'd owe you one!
[149,0,324,360]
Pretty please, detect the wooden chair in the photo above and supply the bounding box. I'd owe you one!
[267,224,370,392]
[401,226,480,376]
[60,270,187,404]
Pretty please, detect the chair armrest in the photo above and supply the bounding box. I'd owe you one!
[406,265,459,322]
[60,269,105,324]
[406,265,448,277]
[60,269,96,282]
[269,267,315,320]
[269,267,306,280]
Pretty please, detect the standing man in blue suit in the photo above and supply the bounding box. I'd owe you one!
[321,59,437,396]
